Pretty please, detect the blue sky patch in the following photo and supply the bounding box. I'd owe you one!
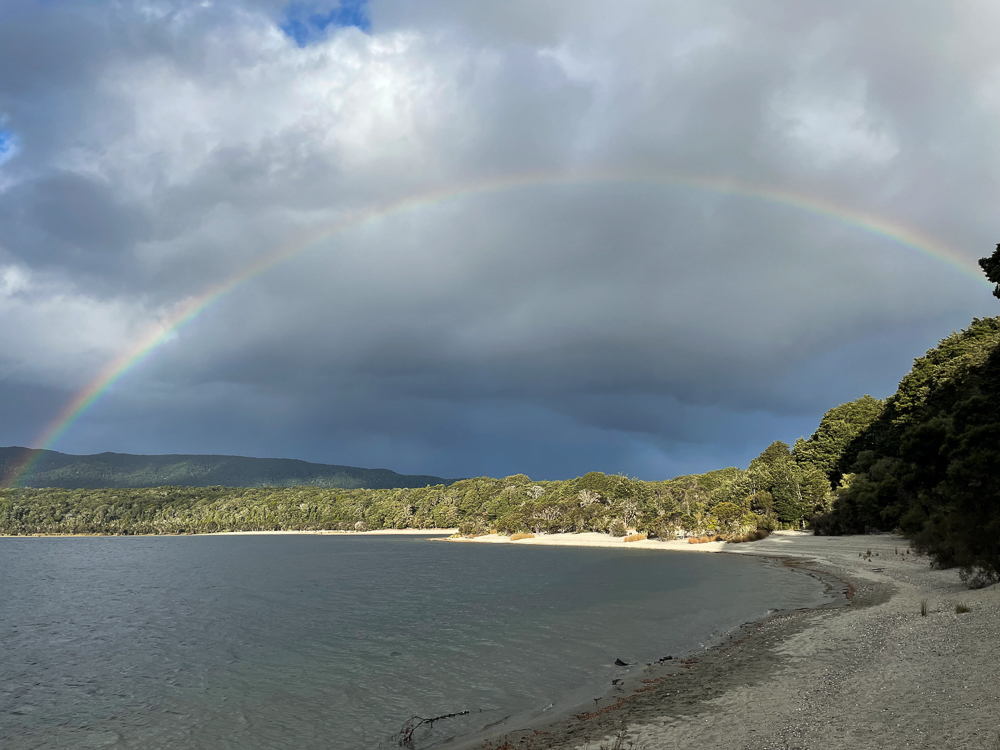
[0,130,19,165]
[282,1,371,46]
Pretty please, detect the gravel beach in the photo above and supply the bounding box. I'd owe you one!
[473,531,1000,750]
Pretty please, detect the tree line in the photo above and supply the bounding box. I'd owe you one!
[0,426,864,541]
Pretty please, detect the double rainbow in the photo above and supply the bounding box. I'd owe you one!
[2,168,986,488]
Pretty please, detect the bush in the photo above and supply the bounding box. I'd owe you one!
[959,566,1000,589]
[728,529,770,543]
[652,523,675,540]
[458,521,490,538]
[609,519,627,537]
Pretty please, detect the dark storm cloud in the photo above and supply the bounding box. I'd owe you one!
[1,0,999,479]
[0,172,151,270]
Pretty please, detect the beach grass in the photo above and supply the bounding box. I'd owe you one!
[509,532,535,541]
[955,603,971,614]
[687,535,725,544]
[727,529,771,544]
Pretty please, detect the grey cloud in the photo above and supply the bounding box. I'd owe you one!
[2,172,151,268]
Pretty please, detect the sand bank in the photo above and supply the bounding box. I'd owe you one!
[468,531,1000,750]
[200,528,458,536]
[438,531,728,552]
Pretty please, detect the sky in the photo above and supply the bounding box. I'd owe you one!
[1,0,999,481]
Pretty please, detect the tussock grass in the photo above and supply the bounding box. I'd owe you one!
[920,599,928,616]
[509,532,535,541]
[727,529,771,544]
[687,535,725,544]
[623,533,647,543]
[955,603,972,614]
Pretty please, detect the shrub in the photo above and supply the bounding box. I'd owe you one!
[687,535,724,544]
[727,529,770,543]
[959,566,1000,589]
[653,523,675,540]
[609,519,627,537]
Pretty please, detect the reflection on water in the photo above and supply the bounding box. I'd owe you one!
[0,535,830,749]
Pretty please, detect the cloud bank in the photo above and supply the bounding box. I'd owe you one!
[1,0,999,479]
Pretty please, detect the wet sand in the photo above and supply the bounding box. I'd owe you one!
[467,532,1000,750]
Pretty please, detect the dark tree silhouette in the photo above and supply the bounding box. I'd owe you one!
[978,242,1000,299]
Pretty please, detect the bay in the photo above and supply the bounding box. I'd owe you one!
[0,535,831,749]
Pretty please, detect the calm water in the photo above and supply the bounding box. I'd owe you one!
[0,535,831,749]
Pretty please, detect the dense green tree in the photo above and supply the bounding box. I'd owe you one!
[747,442,807,525]
[793,395,885,484]
[712,502,742,532]
[751,440,793,470]
[978,242,1000,299]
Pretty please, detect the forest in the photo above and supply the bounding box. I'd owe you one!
[0,398,872,541]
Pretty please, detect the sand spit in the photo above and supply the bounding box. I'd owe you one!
[438,531,728,552]
[200,528,459,536]
[469,532,1000,750]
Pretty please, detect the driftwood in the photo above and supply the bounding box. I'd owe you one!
[394,710,471,748]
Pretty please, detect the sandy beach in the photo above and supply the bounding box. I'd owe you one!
[467,531,1000,750]
[198,528,459,536]
[438,531,728,553]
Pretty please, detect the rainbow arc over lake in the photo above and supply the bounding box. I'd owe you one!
[1,167,986,488]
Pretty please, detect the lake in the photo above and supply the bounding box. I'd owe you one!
[0,534,832,749]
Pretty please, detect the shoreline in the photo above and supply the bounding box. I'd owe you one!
[456,532,1000,750]
[0,528,459,538]
[437,531,729,552]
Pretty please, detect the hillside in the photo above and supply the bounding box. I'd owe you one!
[0,448,456,490]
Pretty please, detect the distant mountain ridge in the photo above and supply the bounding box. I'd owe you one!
[0,447,457,490]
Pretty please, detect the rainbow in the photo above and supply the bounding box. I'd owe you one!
[1,167,987,488]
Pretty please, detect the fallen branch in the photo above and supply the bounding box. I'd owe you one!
[394,710,471,748]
